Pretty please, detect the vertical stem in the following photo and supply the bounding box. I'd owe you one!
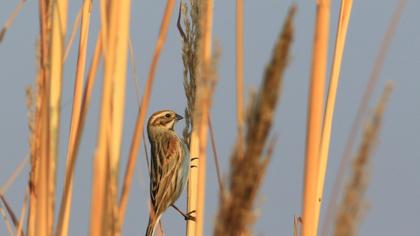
[315,0,353,232]
[56,1,92,235]
[42,0,69,235]
[302,0,330,236]
[236,0,244,135]
[195,1,213,236]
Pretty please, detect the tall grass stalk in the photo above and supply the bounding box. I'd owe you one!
[322,1,406,234]
[302,0,330,235]
[56,0,92,235]
[178,1,201,234]
[235,0,244,136]
[89,0,131,234]
[315,0,353,231]
[194,0,215,235]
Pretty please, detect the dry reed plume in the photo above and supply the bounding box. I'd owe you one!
[213,5,295,236]
[333,82,393,236]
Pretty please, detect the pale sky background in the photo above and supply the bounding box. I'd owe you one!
[1,0,419,235]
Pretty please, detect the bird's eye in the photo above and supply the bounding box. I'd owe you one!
[165,113,171,118]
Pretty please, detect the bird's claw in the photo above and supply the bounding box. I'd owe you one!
[184,210,196,222]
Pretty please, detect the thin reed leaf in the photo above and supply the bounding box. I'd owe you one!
[0,0,26,42]
[56,0,92,235]
[315,0,353,230]
[236,0,244,136]
[301,0,330,235]
[119,0,176,228]
[0,204,14,236]
[16,188,29,236]
[0,195,19,229]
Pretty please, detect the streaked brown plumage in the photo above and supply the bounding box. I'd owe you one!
[145,110,189,236]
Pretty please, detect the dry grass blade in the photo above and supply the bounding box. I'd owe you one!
[64,8,82,62]
[27,1,51,235]
[236,0,244,135]
[208,115,223,192]
[89,0,131,233]
[0,195,19,230]
[213,5,295,235]
[43,0,69,234]
[322,1,407,234]
[16,188,29,236]
[301,0,330,235]
[194,0,216,234]
[315,0,353,230]
[0,193,26,236]
[333,82,393,236]
[118,0,176,227]
[0,157,29,196]
[56,0,93,234]
[0,0,26,43]
[0,204,14,236]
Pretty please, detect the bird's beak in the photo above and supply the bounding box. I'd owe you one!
[175,114,183,121]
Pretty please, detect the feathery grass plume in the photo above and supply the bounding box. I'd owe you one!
[179,0,200,147]
[213,5,295,236]
[333,82,393,236]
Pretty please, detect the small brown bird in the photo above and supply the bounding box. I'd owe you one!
[145,110,190,236]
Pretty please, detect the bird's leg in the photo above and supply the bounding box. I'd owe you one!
[171,204,196,222]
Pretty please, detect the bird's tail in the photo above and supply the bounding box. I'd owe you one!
[145,215,160,236]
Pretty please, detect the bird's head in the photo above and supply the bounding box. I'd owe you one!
[147,110,183,134]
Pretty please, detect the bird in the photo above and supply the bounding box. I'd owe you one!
[145,110,191,236]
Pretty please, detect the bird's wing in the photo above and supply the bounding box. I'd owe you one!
[150,134,184,215]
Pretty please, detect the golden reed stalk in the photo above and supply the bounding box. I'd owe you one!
[236,0,244,135]
[315,0,353,231]
[194,1,214,235]
[302,0,330,235]
[89,0,131,234]
[321,1,407,234]
[56,0,94,234]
